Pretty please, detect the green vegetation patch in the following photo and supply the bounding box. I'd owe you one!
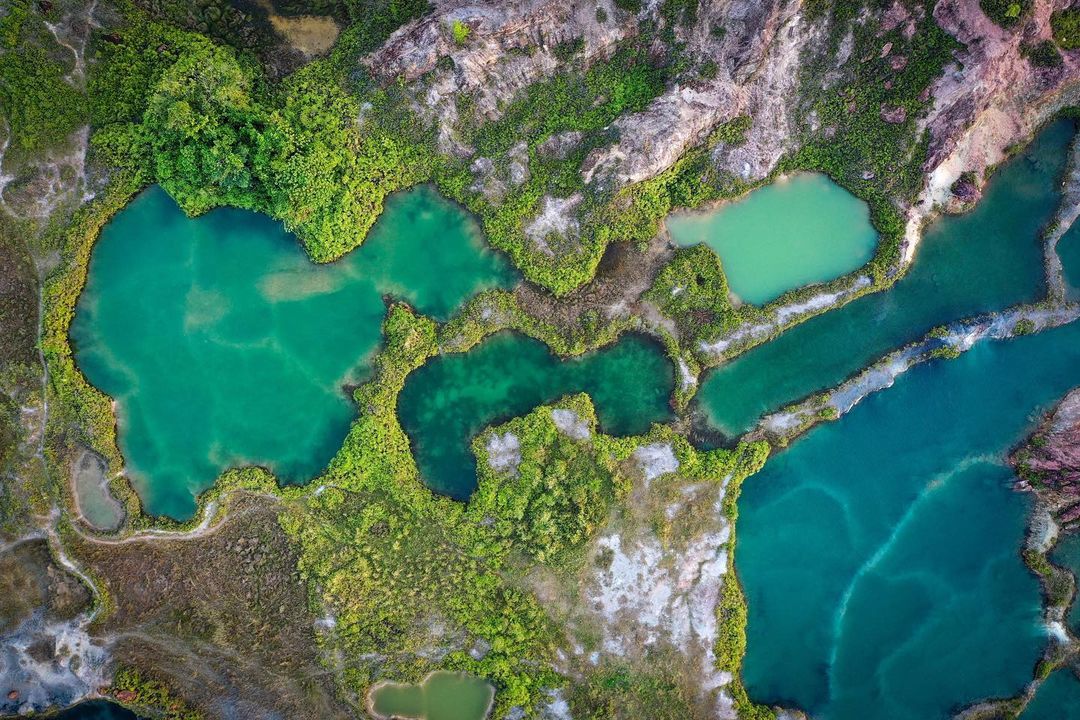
[644,244,741,346]
[438,45,673,294]
[281,304,770,715]
[87,7,433,264]
[111,666,202,719]
[980,0,1028,28]
[0,0,87,157]
[1052,8,1080,51]
[467,395,627,567]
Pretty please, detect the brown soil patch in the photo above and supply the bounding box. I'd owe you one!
[70,493,351,719]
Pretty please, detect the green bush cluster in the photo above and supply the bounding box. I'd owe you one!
[644,245,741,347]
[467,396,627,566]
[87,11,433,263]
[1052,9,1080,51]
[0,0,87,156]
[1024,40,1063,68]
[980,0,1028,28]
[111,666,202,719]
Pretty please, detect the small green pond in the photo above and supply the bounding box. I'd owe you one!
[397,332,674,499]
[697,118,1073,436]
[665,172,877,305]
[71,185,516,519]
[369,672,494,720]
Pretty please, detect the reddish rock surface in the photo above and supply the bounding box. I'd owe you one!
[1012,388,1080,524]
[114,690,137,703]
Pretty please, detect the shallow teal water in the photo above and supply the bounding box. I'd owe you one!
[1021,669,1080,719]
[1052,532,1080,634]
[1059,219,1080,301]
[739,319,1080,719]
[666,173,877,305]
[55,701,140,720]
[697,119,1074,436]
[71,185,516,519]
[397,332,673,499]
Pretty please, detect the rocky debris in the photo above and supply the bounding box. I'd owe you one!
[114,689,137,703]
[580,483,736,712]
[907,0,1080,256]
[469,156,506,203]
[551,408,590,440]
[677,359,697,390]
[363,0,634,153]
[486,431,521,475]
[880,104,907,124]
[536,130,583,160]
[0,600,106,716]
[632,443,679,483]
[1012,387,1080,525]
[524,194,582,254]
[950,173,980,204]
[507,141,530,186]
[584,0,811,191]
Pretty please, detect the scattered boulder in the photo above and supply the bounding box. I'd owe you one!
[880,104,907,124]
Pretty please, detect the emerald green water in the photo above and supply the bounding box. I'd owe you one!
[739,319,1080,719]
[666,173,878,305]
[369,672,494,720]
[697,119,1074,436]
[1021,670,1080,719]
[71,185,516,519]
[397,332,673,499]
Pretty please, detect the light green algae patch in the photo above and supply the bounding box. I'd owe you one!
[369,671,494,720]
[665,173,877,305]
[70,184,516,519]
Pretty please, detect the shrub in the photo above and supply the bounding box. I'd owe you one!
[1052,9,1080,50]
[1025,40,1063,68]
[980,0,1027,27]
[451,19,470,45]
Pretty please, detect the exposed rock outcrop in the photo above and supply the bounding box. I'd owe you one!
[363,0,636,153]
[1012,387,1080,525]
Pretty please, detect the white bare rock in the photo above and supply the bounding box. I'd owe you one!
[633,443,679,482]
[551,408,590,440]
[485,431,521,475]
[524,194,582,255]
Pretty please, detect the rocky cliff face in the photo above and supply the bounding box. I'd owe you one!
[1013,387,1080,525]
[916,0,1080,221]
[364,0,1080,268]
